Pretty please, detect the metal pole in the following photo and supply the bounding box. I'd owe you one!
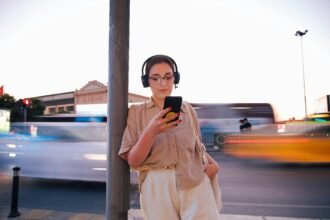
[8,167,21,218]
[23,108,27,123]
[106,0,130,220]
[23,108,27,134]
[295,30,308,118]
[300,37,308,117]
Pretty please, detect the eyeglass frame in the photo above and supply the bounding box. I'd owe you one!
[148,74,174,84]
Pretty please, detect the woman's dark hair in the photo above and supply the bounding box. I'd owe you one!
[141,54,180,88]
[144,55,177,76]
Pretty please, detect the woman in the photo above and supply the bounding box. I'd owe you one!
[118,54,220,219]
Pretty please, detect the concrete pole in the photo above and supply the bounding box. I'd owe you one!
[106,0,130,220]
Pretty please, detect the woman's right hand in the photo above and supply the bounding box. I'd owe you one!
[146,107,182,136]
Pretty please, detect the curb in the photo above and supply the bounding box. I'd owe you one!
[1,207,328,220]
[128,209,327,220]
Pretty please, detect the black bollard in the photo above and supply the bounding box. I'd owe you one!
[7,166,21,218]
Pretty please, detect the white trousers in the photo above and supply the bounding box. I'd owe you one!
[140,169,220,220]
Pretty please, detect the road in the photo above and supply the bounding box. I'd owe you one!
[1,152,330,219]
[216,153,330,218]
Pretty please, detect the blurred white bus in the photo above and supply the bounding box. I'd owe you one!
[192,103,276,150]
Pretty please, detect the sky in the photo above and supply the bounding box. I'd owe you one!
[0,0,330,121]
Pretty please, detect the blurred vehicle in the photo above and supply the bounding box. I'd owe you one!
[191,103,275,150]
[0,102,276,181]
[33,114,107,123]
[223,121,330,163]
[0,114,109,182]
[305,112,330,122]
[0,109,10,133]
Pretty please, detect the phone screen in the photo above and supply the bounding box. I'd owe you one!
[163,96,182,123]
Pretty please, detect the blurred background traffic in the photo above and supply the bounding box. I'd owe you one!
[1,96,329,182]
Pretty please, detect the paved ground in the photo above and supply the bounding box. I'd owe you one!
[1,208,330,220]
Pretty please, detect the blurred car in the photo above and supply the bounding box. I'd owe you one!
[223,122,330,163]
[0,119,139,183]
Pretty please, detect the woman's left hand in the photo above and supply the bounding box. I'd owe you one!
[204,152,220,178]
[204,163,219,178]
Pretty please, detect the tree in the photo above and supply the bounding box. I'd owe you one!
[0,93,45,122]
[0,93,16,109]
[29,98,45,117]
[10,99,24,122]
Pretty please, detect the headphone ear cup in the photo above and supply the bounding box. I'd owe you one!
[174,72,180,84]
[141,75,149,88]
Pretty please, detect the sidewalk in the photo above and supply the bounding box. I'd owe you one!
[1,208,328,220]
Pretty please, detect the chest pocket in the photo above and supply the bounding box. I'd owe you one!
[172,112,196,152]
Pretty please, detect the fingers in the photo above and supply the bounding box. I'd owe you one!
[163,111,180,124]
[159,120,181,133]
[160,111,181,128]
[150,107,182,134]
[160,106,172,118]
[166,118,182,127]
[162,114,181,128]
[161,107,179,121]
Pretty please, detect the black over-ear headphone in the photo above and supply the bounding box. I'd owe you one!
[141,54,180,88]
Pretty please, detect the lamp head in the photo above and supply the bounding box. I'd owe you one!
[295,29,308,37]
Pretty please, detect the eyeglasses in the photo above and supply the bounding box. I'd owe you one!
[148,75,174,84]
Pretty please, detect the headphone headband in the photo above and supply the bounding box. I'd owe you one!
[141,54,180,88]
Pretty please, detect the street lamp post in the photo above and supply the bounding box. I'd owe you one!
[295,29,308,118]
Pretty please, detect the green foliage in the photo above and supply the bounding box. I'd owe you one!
[10,100,24,122]
[30,98,45,117]
[0,93,16,109]
[0,93,45,122]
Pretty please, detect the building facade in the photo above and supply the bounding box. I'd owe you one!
[33,80,148,115]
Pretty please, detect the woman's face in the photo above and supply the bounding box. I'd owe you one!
[148,62,174,101]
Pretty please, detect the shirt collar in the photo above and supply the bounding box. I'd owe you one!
[145,98,156,109]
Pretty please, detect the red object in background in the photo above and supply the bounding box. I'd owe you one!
[0,85,3,96]
[23,98,31,107]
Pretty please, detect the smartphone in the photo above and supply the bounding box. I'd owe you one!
[163,96,182,123]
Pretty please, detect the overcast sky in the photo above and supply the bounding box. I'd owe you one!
[1,0,330,121]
